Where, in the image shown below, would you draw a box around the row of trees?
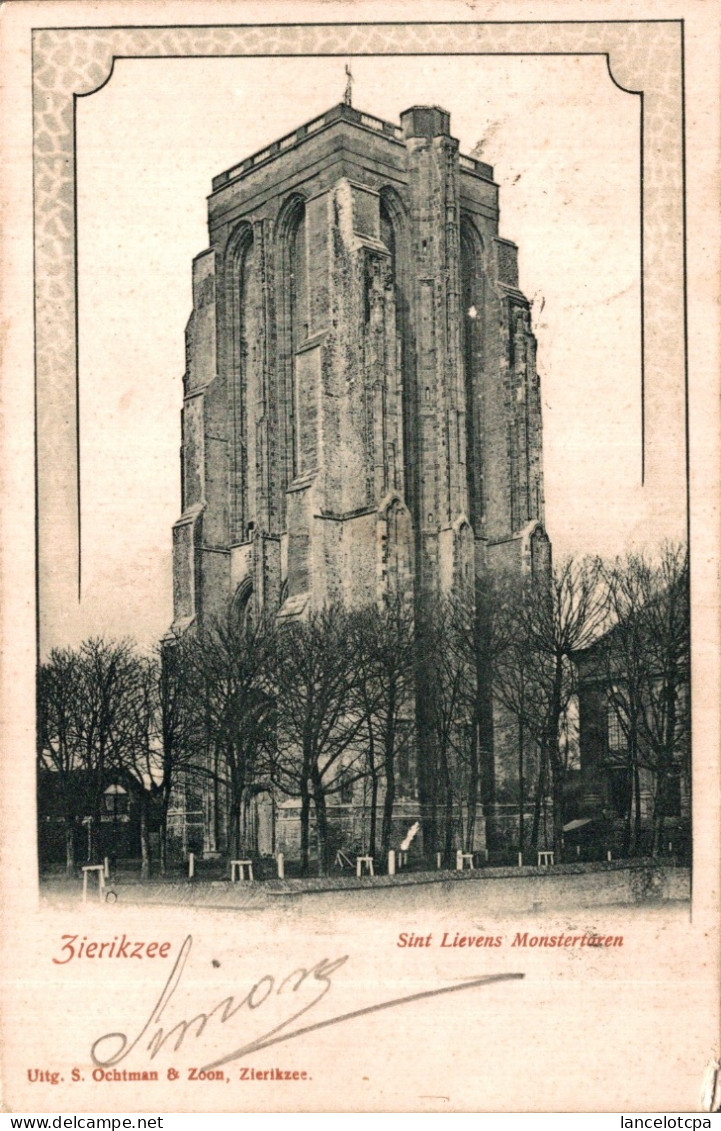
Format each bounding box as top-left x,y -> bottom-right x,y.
38,640 -> 175,879
38,544 -> 689,877
480,543 -> 689,859
37,602 -> 418,878
593,546 -> 690,855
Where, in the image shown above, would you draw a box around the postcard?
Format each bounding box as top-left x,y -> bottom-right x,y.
1,0 -> 719,1114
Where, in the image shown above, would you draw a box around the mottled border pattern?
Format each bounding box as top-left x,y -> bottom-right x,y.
32,21 -> 683,621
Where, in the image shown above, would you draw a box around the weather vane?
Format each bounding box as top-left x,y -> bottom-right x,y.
344,62 -> 353,107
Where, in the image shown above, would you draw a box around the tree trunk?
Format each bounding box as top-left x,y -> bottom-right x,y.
441,745 -> 454,862
415,617 -> 437,862
416,714 -> 437,860
227,750 -> 244,855
531,744 -> 548,851
633,763 -> 642,855
90,797 -> 103,865
368,769 -> 379,860
159,806 -> 168,875
621,785 -> 631,858
381,776 -> 395,862
551,758 -> 565,861
299,778 -> 311,875
517,715 -> 525,855
311,768 -> 330,877
546,661 -> 565,860
159,781 -> 171,875
229,791 -> 242,863
139,794 -> 151,882
652,770 -> 666,856
380,692 -> 397,859
366,721 -> 378,859
654,672 -> 679,856
64,819 -> 75,876
475,616 -> 497,850
465,720 -> 479,854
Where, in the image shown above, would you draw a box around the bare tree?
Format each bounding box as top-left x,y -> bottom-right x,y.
156,633 -> 206,872
271,604 -> 365,876
183,610 -> 277,861
602,544 -> 689,854
37,638 -> 154,868
638,544 -> 690,852
111,654 -> 163,880
350,598 -> 415,859
462,574 -> 529,854
596,556 -> 652,855
37,649 -> 85,873
415,595 -> 476,862
70,639 -> 144,863
490,579 -> 546,854
506,558 -> 608,859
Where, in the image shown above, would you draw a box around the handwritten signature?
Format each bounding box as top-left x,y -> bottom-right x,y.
91,936 -> 524,1074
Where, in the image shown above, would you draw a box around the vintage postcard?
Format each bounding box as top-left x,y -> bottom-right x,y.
1,0 -> 719,1114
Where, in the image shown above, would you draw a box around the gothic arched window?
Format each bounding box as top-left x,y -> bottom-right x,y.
276,195 -> 308,482
379,187 -> 415,520
460,216 -> 485,530
227,224 -> 255,544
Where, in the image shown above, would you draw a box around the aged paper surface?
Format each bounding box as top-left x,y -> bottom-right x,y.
1,0 -> 719,1114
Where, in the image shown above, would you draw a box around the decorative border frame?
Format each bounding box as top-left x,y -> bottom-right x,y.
32,20 -> 686,635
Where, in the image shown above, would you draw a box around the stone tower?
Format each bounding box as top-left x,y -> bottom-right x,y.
171,102 -> 551,852
172,101 -> 549,634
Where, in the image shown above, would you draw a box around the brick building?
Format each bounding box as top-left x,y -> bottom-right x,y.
170,101 -> 551,858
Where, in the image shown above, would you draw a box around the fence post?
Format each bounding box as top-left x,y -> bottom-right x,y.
277,853 -> 285,879
188,852 -> 194,879
388,850 -> 396,876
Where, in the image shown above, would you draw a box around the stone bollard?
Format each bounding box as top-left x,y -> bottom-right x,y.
455,849 -> 462,871
518,853 -> 523,867
82,865 -> 105,903
188,852 -> 195,879
436,852 -> 442,870
607,850 -> 612,862
104,857 -> 110,880
277,853 -> 285,880
388,850 -> 396,876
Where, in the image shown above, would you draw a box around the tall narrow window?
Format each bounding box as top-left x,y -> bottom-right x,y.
289,205 -> 312,474
228,225 -> 255,544
460,218 -> 484,530
290,210 -> 307,351
380,189 -> 414,522
380,203 -> 395,269
239,238 -> 258,540
276,195 -> 307,495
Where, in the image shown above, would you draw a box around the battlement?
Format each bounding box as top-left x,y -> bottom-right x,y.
211,102 -> 494,193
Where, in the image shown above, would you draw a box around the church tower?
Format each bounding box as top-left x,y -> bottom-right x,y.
172,101 -> 548,632
171,102 -> 550,851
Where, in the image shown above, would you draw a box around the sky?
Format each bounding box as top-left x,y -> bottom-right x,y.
60,52 -> 686,652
